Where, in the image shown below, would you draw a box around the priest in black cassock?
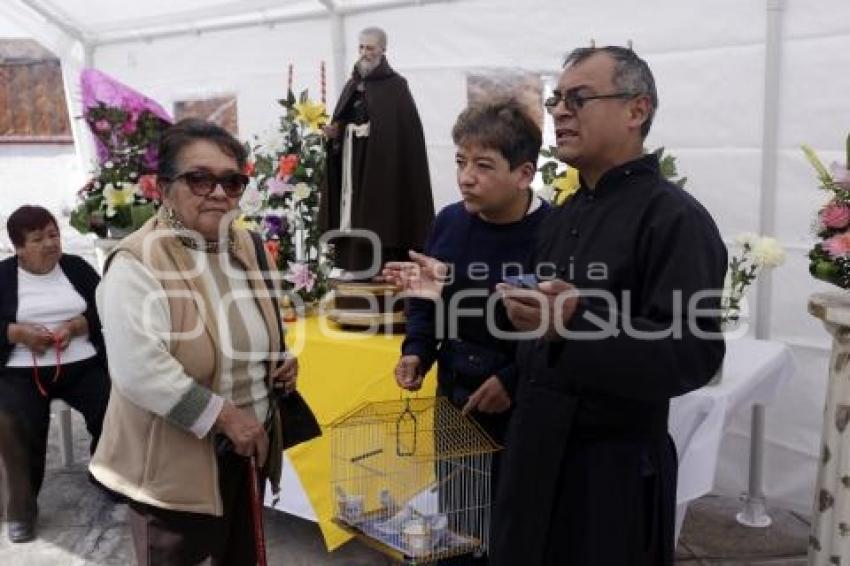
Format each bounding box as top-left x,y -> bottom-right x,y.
320,26 -> 434,275
490,47 -> 727,565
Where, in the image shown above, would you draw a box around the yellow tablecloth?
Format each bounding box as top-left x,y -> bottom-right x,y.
283,316 -> 437,550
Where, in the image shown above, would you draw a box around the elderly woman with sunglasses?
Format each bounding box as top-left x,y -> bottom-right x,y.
0,205 -> 111,543
90,119 -> 298,564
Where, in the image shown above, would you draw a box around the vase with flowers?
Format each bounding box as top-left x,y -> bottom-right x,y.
69,69 -> 172,239
803,133 -> 850,288
239,86 -> 333,316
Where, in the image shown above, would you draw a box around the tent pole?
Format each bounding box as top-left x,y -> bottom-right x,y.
736,0 -> 785,529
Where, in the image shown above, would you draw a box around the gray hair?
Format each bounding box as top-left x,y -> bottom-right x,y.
359,26 -> 387,49
563,46 -> 658,138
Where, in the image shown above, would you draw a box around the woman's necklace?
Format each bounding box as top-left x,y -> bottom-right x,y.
163,206 -> 236,253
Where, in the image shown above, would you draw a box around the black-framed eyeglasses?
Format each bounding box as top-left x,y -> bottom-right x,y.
544,89 -> 638,114
164,170 -> 250,198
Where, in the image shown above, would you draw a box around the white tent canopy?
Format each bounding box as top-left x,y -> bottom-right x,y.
3,0 -> 850,521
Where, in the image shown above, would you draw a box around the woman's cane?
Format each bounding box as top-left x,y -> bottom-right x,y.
248,455 -> 267,566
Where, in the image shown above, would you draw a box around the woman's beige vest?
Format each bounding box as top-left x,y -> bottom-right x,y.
89,214 -> 283,516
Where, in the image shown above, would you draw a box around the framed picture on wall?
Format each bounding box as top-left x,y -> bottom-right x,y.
173,95 -> 238,135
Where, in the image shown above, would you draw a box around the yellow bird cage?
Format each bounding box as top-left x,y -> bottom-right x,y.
329,396 -> 501,564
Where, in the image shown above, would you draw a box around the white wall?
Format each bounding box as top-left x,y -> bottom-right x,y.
23,0 -> 850,515
0,143 -> 94,257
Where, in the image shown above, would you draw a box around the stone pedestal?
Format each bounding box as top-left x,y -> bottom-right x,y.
807,291 -> 850,563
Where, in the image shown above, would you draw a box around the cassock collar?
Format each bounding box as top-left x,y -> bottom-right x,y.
577,153 -> 660,200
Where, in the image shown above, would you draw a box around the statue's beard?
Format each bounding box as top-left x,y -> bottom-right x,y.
358,58 -> 379,77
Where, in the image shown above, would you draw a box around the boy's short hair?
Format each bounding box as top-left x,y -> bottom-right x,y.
451,99 -> 542,169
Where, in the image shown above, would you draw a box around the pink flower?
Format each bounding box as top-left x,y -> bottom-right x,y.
94,119 -> 110,132
820,202 -> 850,229
267,177 -> 293,197
138,174 -> 161,201
823,233 -> 850,258
123,119 -> 138,135
830,162 -> 850,190
284,262 -> 316,293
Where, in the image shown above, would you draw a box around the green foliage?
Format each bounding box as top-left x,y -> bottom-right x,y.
653,147 -> 688,189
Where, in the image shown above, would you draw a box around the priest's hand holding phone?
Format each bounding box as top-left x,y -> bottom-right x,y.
496,278 -> 580,340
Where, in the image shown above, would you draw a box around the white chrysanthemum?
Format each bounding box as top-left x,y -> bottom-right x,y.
751,237 -> 785,268
734,232 -> 759,248
293,182 -> 311,201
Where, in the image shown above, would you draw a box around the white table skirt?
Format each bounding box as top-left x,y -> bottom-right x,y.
270,338 -> 795,539
669,338 -> 794,538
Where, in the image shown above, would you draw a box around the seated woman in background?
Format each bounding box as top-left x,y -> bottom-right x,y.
0,205 -> 111,543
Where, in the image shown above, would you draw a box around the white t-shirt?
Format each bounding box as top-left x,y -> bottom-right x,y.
7,264 -> 98,367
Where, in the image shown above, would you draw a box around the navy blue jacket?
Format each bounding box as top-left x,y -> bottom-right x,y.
402,198 -> 549,398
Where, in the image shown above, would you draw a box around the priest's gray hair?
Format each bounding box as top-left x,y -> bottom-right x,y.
359,26 -> 387,49
563,45 -> 658,138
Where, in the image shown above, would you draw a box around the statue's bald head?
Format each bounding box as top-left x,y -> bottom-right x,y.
359,27 -> 387,50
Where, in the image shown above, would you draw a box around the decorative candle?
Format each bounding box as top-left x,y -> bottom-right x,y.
320,61 -> 326,105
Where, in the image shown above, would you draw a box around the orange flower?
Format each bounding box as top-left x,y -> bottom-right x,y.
279,154 -> 299,177
264,240 -> 280,262
243,161 -> 255,176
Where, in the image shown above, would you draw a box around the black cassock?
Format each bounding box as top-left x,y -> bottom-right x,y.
490,155 -> 727,566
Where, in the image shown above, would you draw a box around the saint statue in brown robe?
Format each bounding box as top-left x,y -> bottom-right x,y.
320,27 -> 434,276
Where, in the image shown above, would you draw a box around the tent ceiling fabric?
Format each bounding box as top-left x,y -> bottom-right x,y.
13,0 -> 445,46
21,0 -> 324,41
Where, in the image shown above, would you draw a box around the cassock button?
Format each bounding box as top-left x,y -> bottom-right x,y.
570,228 -> 579,237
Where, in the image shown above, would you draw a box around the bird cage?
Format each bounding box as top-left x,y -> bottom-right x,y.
329,396 -> 501,564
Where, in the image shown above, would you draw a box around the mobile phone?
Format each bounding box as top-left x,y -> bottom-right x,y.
502,274 -> 539,289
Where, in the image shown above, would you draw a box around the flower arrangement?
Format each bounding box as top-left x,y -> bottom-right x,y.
535,146 -> 686,205
241,88 -> 333,306
803,133 -> 850,288
70,69 -> 172,238
722,233 -> 786,326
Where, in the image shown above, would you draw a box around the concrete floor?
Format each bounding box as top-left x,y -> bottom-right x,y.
0,411 -> 810,565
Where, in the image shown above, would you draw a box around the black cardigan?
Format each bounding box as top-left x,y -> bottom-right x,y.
0,254 -> 106,369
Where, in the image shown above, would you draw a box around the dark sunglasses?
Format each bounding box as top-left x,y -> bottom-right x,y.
544,89 -> 638,114
165,170 -> 250,198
